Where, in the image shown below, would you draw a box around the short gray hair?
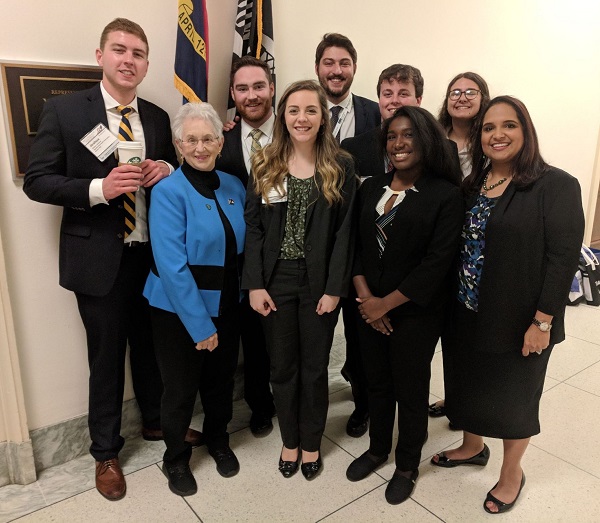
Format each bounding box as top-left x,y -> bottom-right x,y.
171,102 -> 224,141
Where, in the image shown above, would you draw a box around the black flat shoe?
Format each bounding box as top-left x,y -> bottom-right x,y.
301,455 -> 322,480
346,450 -> 388,482
162,462 -> 197,497
208,445 -> 240,478
484,472 -> 526,514
431,444 -> 490,468
346,409 -> 369,438
250,412 -> 274,437
278,453 -> 300,478
385,469 -> 419,505
428,402 -> 446,417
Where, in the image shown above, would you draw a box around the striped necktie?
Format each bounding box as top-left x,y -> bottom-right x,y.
249,128 -> 263,155
117,105 -> 136,238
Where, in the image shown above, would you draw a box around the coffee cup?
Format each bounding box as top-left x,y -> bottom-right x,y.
117,141 -> 144,166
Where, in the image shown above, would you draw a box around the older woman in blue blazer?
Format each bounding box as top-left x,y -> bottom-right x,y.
144,103 -> 245,497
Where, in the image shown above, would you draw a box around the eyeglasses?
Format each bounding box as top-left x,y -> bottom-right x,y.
179,136 -> 219,148
448,89 -> 481,101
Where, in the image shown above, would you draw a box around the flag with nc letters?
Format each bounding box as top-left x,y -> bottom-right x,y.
175,0 -> 209,103
227,0 -> 275,120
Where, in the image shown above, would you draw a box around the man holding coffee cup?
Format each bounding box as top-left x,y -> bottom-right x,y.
23,18 -> 199,501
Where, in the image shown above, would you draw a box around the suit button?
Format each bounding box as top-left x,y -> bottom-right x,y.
306,244 -> 312,252
117,204 -> 123,209
117,233 -> 123,239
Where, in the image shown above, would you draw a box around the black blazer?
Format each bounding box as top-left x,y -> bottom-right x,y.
341,127 -> 382,178
355,171 -> 464,315
342,128 -> 461,179
470,167 -> 584,352
352,94 -> 380,137
243,157 -> 357,300
23,83 -> 178,297
215,123 -> 249,187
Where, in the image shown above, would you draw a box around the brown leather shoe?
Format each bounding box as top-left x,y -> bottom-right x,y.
142,427 -> 204,447
95,458 -> 126,501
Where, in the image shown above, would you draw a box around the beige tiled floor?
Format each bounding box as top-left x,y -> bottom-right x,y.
1,304 -> 599,522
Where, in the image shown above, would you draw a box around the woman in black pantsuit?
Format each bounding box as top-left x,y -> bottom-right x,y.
431,96 -> 584,514
243,80 -> 356,480
346,106 -> 463,505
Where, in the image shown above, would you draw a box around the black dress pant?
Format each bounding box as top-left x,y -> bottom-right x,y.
75,244 -> 163,462
240,294 -> 275,417
261,260 -> 339,452
357,310 -> 442,471
151,307 -> 240,464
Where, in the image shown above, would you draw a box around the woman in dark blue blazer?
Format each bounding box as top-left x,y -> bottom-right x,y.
144,103 -> 246,496
431,97 -> 584,514
346,106 -> 463,505
243,80 -> 356,480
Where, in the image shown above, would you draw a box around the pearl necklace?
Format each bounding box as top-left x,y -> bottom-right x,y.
482,171 -> 507,195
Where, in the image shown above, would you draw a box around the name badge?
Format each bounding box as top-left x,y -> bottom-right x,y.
80,123 -> 119,162
262,179 -> 288,204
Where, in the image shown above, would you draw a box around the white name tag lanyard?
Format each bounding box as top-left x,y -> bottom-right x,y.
80,123 -> 120,162
331,106 -> 349,139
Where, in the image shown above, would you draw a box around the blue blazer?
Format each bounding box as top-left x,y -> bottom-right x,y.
144,168 -> 246,342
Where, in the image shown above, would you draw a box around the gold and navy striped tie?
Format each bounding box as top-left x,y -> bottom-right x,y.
249,128 -> 263,155
117,105 -> 136,238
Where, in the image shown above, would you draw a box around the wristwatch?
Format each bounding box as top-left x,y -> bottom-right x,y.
532,318 -> 552,332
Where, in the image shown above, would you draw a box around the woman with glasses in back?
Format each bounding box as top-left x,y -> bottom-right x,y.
144,103 -> 246,496
429,72 -> 491,424
438,72 -> 490,179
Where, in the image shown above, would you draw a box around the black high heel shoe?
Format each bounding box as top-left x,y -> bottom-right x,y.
278,450 -> 300,478
301,453 -> 322,480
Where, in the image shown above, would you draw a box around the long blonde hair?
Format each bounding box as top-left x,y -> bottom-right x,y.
251,80 -> 351,206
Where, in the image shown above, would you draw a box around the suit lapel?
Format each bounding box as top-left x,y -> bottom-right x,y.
137,99 -> 156,160
353,94 -> 365,136
87,85 -> 117,170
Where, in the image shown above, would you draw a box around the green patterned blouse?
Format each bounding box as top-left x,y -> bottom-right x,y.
279,175 -> 314,260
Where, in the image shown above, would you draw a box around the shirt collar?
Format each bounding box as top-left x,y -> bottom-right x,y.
100,82 -> 139,113
241,111 -> 275,141
327,92 -> 353,112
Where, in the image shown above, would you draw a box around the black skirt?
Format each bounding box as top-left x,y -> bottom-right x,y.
444,303 -> 552,439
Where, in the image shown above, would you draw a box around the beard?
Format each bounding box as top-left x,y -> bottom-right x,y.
319,75 -> 352,100
237,100 -> 272,124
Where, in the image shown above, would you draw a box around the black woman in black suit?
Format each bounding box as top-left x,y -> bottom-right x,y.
346,106 -> 463,505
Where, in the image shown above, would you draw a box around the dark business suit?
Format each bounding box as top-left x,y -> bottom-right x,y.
354,171 -> 463,470
352,94 -> 381,137
243,157 -> 357,451
215,124 -> 276,422
24,83 -> 178,461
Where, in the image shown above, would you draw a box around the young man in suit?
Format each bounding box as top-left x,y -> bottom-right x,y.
314,33 -> 380,142
341,64 -> 424,180
23,18 -> 201,501
337,64 -> 424,439
215,56 -> 276,436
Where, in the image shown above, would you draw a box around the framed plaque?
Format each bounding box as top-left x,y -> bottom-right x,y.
1,62 -> 103,179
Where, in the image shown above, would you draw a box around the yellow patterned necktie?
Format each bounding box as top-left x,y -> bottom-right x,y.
249,128 -> 263,155
117,105 -> 136,238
